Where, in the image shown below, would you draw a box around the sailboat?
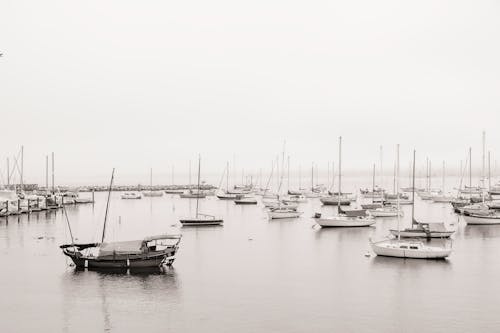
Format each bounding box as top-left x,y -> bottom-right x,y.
143,168 -> 164,197
368,164 -> 404,217
60,169 -> 181,268
370,148 -> 453,258
431,161 -> 453,203
217,162 -> 241,200
314,137 -> 375,227
180,156 -> 223,226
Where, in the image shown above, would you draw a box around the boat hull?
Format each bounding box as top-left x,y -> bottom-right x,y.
63,250 -> 176,269
389,229 -> 454,238
370,241 -> 451,259
464,215 -> 500,225
315,217 -> 375,227
179,218 -> 223,226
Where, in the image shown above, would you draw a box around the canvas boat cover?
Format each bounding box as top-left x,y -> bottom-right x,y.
98,240 -> 144,256
144,234 -> 181,242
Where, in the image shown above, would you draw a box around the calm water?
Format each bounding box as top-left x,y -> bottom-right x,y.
1,180 -> 500,332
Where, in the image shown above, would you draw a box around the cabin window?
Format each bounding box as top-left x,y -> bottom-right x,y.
400,245 -> 408,249
410,246 -> 418,250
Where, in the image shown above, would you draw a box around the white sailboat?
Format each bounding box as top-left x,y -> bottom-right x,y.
431,161 -> 453,202
143,168 -> 164,197
370,148 -> 452,259
180,156 -> 223,226
314,136 -> 375,227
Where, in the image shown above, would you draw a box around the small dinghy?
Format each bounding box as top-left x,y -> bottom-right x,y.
268,207 -> 303,219
121,192 -> 142,199
368,206 -> 404,217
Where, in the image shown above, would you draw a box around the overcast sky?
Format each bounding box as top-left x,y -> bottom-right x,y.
1,0 -> 499,185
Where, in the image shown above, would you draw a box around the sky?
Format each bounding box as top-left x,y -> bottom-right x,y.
1,0 -> 499,185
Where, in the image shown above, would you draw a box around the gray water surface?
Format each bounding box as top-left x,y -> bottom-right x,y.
1,188 -> 499,332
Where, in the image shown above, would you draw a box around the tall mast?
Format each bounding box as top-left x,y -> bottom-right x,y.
287,156 -> 290,192
429,160 -> 432,191
338,136 -> 342,209
392,161 -> 396,194
311,162 -> 314,192
51,152 -> 55,194
195,155 -> 201,218
20,145 -> 23,193
101,168 -> 115,243
469,147 -> 472,200
45,156 -> 48,192
150,167 -> 153,192
6,158 -> 9,187
425,157 -> 429,192
372,163 -> 375,204
411,149 -> 416,227
482,131 -> 486,204
380,145 -> 383,189
488,151 -> 491,191
396,145 -> 401,240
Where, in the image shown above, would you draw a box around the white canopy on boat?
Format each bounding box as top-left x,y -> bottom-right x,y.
143,234 -> 181,242
98,240 -> 144,256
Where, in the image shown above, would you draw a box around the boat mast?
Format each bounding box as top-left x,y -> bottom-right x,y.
195,155 -> 201,219
171,165 -> 174,185
469,147 -> 472,200
372,163 -> 375,204
51,152 -> 55,194
488,151 -> 491,192
150,167 -> 153,193
45,156 -> 48,193
6,158 -> 9,188
396,145 -> 401,240
101,168 -> 115,243
482,131 -> 486,203
311,162 -> 314,192
287,156 -> 290,193
338,136 -> 342,209
380,145 -> 383,189
411,149 -> 416,227
20,145 -> 23,193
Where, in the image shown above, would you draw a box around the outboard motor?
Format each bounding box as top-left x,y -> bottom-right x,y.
314,212 -> 322,218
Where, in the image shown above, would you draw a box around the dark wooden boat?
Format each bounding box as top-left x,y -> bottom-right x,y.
60,235 -> 181,269
60,169 -> 182,269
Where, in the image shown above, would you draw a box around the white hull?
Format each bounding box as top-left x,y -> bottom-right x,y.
370,240 -> 451,259
464,215 -> 500,225
268,211 -> 302,219
368,209 -> 404,217
389,229 -> 454,238
315,216 -> 375,227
